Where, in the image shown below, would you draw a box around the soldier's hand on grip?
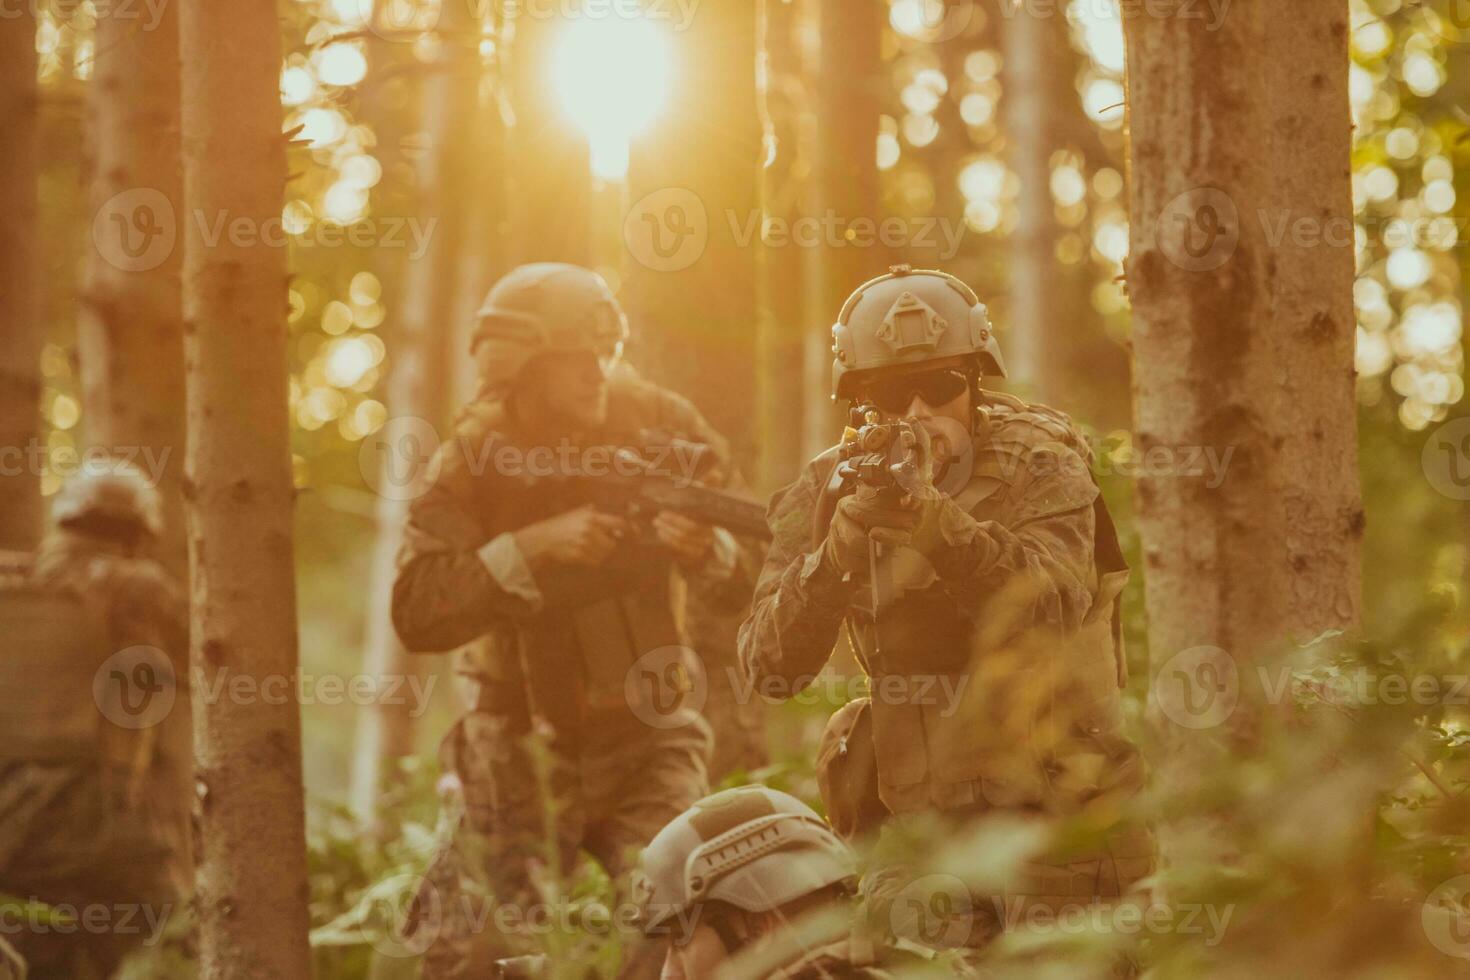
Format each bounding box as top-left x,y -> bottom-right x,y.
823,488 -> 923,574
513,505 -> 629,568
651,510 -> 715,568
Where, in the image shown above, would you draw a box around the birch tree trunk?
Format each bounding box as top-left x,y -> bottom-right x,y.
349,0 -> 480,821
179,0 -> 312,973
1125,4 -> 1362,709
78,0 -> 187,576
1002,4 -> 1061,400
0,8 -> 43,552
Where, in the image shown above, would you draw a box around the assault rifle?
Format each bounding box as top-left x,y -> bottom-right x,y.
578,435 -> 773,543
833,405 -> 932,621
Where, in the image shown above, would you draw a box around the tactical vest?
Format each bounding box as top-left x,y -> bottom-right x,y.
451,399 -> 700,748
821,395 -> 1136,818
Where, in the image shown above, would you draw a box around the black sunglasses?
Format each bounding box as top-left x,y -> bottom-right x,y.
861,368 -> 971,414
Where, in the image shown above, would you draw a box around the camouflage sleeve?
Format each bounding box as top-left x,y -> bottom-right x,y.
737,457 -> 854,692
391,436 -> 539,653
930,444 -> 1098,640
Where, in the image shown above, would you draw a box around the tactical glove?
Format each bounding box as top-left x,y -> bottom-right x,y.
822,488 -> 923,575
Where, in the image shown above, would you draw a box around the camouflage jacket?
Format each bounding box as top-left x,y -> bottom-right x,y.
739,391 -> 1141,818
392,369 -> 756,746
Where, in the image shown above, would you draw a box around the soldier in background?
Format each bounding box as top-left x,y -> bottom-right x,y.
0,464 -> 191,979
740,267 -> 1153,959
392,263 -> 758,976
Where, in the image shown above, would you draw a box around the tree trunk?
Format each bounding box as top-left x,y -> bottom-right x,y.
1125,5 -> 1362,699
348,0 -> 482,823
77,0 -> 187,576
179,0 -> 312,973
1002,5 -> 1060,400
804,0 -> 891,461
754,0 -> 808,493
0,8 -> 43,552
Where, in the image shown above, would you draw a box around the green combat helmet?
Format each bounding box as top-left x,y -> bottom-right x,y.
830,265 -> 1006,401
471,263 -> 629,396
636,785 -> 856,938
51,460 -> 163,540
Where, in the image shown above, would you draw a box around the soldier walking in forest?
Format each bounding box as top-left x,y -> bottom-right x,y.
391,263 -> 759,976
0,464 -> 191,979
739,267 -> 1155,963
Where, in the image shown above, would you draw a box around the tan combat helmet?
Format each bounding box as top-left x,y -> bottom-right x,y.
471,262 -> 629,395
637,786 -> 856,936
51,459 -> 163,539
831,265 -> 1005,401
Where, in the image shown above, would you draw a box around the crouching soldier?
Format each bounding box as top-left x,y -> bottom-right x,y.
392,263 -> 759,976
0,464 -> 191,979
636,785 -> 895,979
739,267 -> 1154,959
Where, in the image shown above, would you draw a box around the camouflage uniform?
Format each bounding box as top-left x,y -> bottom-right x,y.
393,265 -> 755,975
0,472 -> 190,980
739,268 -> 1153,957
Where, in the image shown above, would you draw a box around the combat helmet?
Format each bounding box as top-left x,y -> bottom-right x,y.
471,263 -> 629,395
637,786 -> 856,936
51,458 -> 163,539
831,265 -> 1005,401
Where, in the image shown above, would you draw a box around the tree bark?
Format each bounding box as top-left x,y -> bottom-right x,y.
1002,4 -> 1060,400
77,0 -> 188,576
349,0 -> 482,821
1125,6 -> 1361,692
0,8 -> 43,552
754,0 -> 808,492
804,0 -> 891,461
179,0 -> 312,973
